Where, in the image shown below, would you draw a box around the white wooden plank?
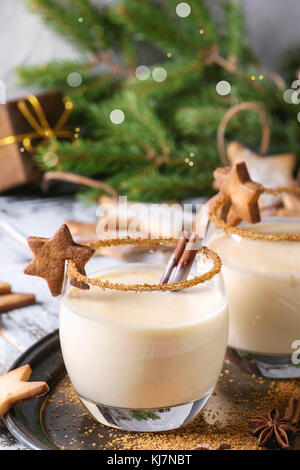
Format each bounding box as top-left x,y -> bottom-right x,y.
0,335 -> 19,374
0,196 -> 103,449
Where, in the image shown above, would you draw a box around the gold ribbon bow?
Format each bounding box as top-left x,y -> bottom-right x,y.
0,95 -> 74,152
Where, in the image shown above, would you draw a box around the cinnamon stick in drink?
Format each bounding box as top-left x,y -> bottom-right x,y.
160,231 -> 188,284
168,233 -> 200,283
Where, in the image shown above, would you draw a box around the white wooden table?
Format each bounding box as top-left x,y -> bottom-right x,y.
0,195 -> 120,450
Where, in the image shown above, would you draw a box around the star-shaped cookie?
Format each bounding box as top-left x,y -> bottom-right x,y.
214,162 -> 263,225
0,364 -> 49,419
24,224 -> 95,296
227,141 -> 296,209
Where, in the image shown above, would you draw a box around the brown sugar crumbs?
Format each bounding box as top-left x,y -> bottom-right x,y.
43,364 -> 300,450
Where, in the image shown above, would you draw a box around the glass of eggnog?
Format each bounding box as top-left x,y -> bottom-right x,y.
206,217 -> 300,378
59,241 -> 228,432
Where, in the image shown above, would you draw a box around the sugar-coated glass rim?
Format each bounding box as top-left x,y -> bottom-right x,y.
61,262 -> 227,329
66,237 -> 222,292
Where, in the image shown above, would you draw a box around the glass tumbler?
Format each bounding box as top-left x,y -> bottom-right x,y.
59,247 -> 228,432
206,217 -> 300,378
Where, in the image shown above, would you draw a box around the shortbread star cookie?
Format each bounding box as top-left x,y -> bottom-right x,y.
24,224 -> 95,296
0,364 -> 49,419
227,141 -> 296,209
214,162 -> 263,225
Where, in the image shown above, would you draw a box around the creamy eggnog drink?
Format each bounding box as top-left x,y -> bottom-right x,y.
208,218 -> 300,360
59,263 -> 228,431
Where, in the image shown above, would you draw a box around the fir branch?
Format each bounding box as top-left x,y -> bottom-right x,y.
164,0 -> 218,45
24,0 -> 135,56
118,167 -> 214,201
16,60 -> 96,90
36,138 -> 146,176
99,51 -> 135,78
88,90 -> 174,157
17,0 -> 300,202
221,0 -> 245,58
24,0 -> 103,52
117,0 -> 203,56
130,57 -> 204,99
174,105 -> 228,137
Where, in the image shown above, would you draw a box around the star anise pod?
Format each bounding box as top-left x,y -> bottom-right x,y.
248,408 -> 297,449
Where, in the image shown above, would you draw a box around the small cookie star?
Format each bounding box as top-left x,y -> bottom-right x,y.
227,141 -> 296,210
0,364 -> 49,419
24,224 -> 95,296
214,162 -> 263,225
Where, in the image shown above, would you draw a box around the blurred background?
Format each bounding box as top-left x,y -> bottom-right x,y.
0,0 -> 300,209
3,0 -> 300,100
1,0 -> 300,452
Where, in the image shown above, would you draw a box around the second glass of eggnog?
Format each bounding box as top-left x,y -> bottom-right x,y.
59,250 -> 228,432
207,217 -> 300,378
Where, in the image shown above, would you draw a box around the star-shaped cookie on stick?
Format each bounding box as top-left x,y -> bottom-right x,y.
214,162 -> 264,225
24,224 -> 95,296
0,364 -> 49,419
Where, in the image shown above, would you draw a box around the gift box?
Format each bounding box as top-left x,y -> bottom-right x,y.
0,91 -> 73,192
